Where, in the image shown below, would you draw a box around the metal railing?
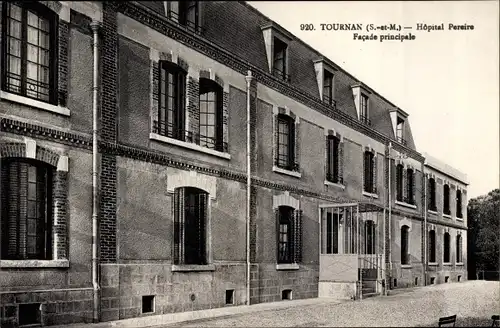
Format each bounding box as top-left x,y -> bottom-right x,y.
167,10 -> 202,34
397,136 -> 407,145
272,68 -> 291,83
360,115 -> 371,126
275,159 -> 300,173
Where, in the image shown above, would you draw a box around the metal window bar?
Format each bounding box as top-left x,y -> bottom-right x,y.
166,9 -> 202,34
272,67 -> 291,83
360,115 -> 371,126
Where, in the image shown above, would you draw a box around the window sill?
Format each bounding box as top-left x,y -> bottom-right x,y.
443,213 -> 452,219
276,263 -> 299,271
443,262 -> 452,266
395,200 -> 417,209
456,263 -> 464,266
324,180 -> 345,190
0,259 -> 69,268
171,264 -> 216,272
456,217 -> 464,221
150,133 -> 231,160
401,264 -> 412,269
362,191 -> 378,199
428,262 -> 438,267
0,91 -> 70,117
272,166 -> 302,178
428,210 -> 438,215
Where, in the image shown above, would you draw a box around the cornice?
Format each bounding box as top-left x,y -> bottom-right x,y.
118,2 -> 424,163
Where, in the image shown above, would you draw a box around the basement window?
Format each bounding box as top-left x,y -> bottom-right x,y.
19,303 -> 42,327
414,277 -> 418,286
142,295 -> 155,314
393,278 -> 397,287
225,289 -> 235,305
430,277 -> 435,284
445,276 -> 449,283
282,289 -> 292,300
457,275 -> 461,282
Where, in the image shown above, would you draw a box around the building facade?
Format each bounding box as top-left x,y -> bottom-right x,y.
0,1 -> 468,326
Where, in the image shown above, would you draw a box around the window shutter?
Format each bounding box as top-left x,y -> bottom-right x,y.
402,168 -> 408,202
372,154 -> 377,194
290,120 -> 296,169
197,192 -> 208,265
275,207 -> 280,262
427,179 -> 431,209
293,121 -> 299,170
273,115 -> 278,166
293,209 -> 303,263
173,188 -> 185,264
338,140 -> 344,184
411,171 -> 416,205
363,153 -> 368,191
325,136 -> 330,180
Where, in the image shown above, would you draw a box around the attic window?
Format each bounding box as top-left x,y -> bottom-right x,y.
165,1 -> 201,33
323,70 -> 334,105
360,94 -> 370,125
273,38 -> 289,82
396,116 -> 405,145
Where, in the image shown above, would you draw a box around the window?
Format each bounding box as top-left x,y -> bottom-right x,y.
1,2 -> 58,104
428,230 -> 436,263
273,38 -> 288,81
323,70 -> 334,105
396,164 -> 404,202
141,295 -> 155,314
173,187 -> 208,265
443,232 -> 450,263
324,211 -> 339,254
277,206 -> 293,264
198,78 -> 224,152
443,184 -> 450,215
456,234 -> 462,263
276,114 -> 296,171
456,190 -> 463,218
406,168 -> 414,205
360,94 -> 370,125
326,135 -> 340,183
156,61 -> 187,141
396,117 -> 405,144
177,1 -> 199,33
365,220 -> 376,255
428,178 -> 437,211
401,225 -> 409,265
363,151 -> 375,193
1,158 -> 52,260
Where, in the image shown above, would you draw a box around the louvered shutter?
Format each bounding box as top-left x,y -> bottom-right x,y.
197,192 -> 208,265
325,136 -> 330,181
173,188 -> 185,264
289,120 -> 296,169
427,179 -> 432,210
275,207 -> 280,263
372,154 -> 377,194
273,115 -> 278,166
293,209 -> 303,263
402,168 -> 408,203
338,140 -> 344,184
363,153 -> 369,192
411,171 -> 416,205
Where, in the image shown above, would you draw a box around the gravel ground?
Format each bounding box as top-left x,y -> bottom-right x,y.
163,280 -> 499,327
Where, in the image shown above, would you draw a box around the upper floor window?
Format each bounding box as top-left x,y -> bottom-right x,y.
363,151 -> 375,194
198,78 -> 224,152
401,225 -> 410,265
443,232 -> 450,263
396,117 -> 405,145
166,1 -> 200,33
276,114 -> 296,171
155,61 -> 187,141
406,168 -> 415,205
396,164 -> 404,202
428,230 -> 436,263
273,38 -> 288,82
360,94 -> 370,125
326,135 -> 340,184
443,184 -> 451,215
173,187 -> 208,265
428,178 -> 437,211
323,70 -> 334,106
456,234 -> 462,263
1,2 -> 58,104
1,158 -> 53,260
456,189 -> 463,218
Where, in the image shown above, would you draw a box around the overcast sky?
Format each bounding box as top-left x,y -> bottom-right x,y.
248,1 -> 499,199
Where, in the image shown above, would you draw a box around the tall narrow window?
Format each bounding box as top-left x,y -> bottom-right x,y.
428,178 -> 437,211
428,230 -> 436,263
1,2 -> 58,104
365,220 -> 376,255
401,225 -> 409,265
326,135 -> 340,183
199,78 -> 224,151
324,211 -> 340,254
406,168 -> 414,205
1,158 -> 53,260
157,61 -> 186,141
360,94 -> 370,125
396,164 -> 404,202
323,70 -> 334,105
273,38 -> 288,81
363,151 -> 375,193
276,114 -> 296,171
456,234 -> 462,263
178,1 -> 199,32
173,187 -> 208,265
443,232 -> 450,263
277,206 -> 294,264
443,184 -> 450,215
456,190 -> 463,218
396,117 -> 405,144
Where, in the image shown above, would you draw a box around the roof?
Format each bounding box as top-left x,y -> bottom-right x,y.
423,152 -> 469,185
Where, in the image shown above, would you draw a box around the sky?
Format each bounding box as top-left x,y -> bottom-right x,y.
247,1 -> 499,199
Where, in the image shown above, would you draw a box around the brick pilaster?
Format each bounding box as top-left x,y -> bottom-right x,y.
58,20 -> 69,107
186,76 -> 200,139
53,170 -> 68,259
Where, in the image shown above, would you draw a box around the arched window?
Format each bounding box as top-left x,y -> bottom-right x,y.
443,184 -> 450,215
173,187 -> 208,265
428,230 -> 436,263
406,168 -> 415,205
456,190 -> 463,218
157,61 -> 187,141
428,178 -> 437,211
199,78 -> 224,151
456,234 -> 462,263
1,158 -> 53,260
276,114 -> 296,171
396,164 -> 404,201
277,206 -> 294,264
443,232 -> 450,263
365,220 -> 376,255
401,225 -> 410,265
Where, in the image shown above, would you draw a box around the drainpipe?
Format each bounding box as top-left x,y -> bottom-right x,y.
245,71 -> 253,306
423,163 -> 428,286
387,142 -> 393,292
90,20 -> 101,323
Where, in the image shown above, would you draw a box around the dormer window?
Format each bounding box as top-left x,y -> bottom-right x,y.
396,117 -> 405,144
360,94 -> 370,125
390,108 -> 409,146
165,1 -> 201,33
314,58 -> 337,108
323,70 -> 334,105
273,38 -> 288,81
